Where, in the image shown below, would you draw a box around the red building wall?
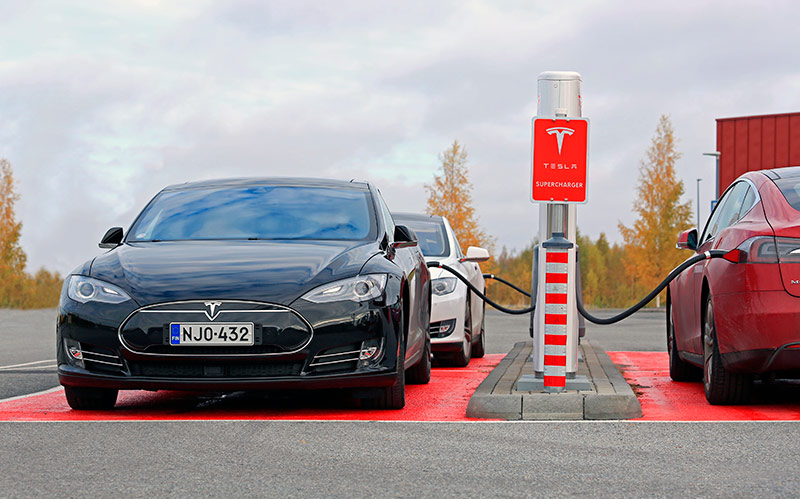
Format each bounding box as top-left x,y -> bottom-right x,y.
716,112 -> 800,198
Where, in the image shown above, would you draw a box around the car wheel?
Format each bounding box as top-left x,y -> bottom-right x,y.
447,296 -> 472,367
471,299 -> 486,358
363,320 -> 406,410
64,386 -> 118,410
667,300 -> 700,381
703,295 -> 752,405
407,333 -> 431,384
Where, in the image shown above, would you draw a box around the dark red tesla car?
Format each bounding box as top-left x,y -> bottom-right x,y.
668,167 -> 800,404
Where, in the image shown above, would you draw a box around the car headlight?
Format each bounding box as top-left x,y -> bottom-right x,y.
68,275 -> 132,304
301,274 -> 388,303
431,277 -> 457,296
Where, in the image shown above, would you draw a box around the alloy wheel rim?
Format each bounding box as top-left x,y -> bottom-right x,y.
704,302 -> 714,391
463,302 -> 471,356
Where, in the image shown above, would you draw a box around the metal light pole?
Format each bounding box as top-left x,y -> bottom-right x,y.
703,151 -> 721,200
696,178 -> 702,229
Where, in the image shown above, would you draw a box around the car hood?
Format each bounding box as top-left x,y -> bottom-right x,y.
89,240 -> 381,306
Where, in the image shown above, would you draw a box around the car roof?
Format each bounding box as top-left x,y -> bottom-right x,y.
393,212 -> 444,223
163,177 -> 371,192
763,166 -> 800,180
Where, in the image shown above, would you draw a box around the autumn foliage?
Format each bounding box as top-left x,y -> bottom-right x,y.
618,115 -> 692,307
0,159 -> 63,309
425,141 -> 492,253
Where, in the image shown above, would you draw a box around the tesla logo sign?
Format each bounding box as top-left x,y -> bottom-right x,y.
204,301 -> 222,321
531,117 -> 589,204
546,127 -> 574,154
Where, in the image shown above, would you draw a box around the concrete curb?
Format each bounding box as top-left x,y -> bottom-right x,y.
466,340 -> 642,420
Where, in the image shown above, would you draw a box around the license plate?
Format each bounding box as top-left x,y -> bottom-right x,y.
169,323 -> 255,346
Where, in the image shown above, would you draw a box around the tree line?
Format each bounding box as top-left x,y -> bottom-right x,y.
0,159 -> 64,309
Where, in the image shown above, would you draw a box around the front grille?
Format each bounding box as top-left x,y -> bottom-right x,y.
128,361 -> 301,378
430,319 -> 457,339
308,343 -> 361,374
119,300 -> 313,356
144,345 -> 285,355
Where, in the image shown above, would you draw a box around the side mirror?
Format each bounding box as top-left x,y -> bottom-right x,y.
392,225 -> 418,249
462,246 -> 490,262
99,227 -> 124,249
676,228 -> 698,251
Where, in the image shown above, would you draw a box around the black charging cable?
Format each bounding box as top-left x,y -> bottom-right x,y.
426,262 -> 535,315
429,249 -> 729,323
575,249 -> 727,324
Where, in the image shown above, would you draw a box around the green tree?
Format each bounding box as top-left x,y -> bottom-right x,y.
0,159 -> 27,308
618,115 -> 692,307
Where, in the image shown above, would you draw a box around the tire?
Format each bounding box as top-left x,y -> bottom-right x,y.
703,295 -> 752,405
363,321 -> 406,410
471,299 -> 486,359
407,333 -> 431,385
64,386 -> 118,410
445,296 -> 472,367
667,300 -> 701,381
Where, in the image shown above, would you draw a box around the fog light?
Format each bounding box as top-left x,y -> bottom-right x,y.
64,339 -> 85,369
431,319 -> 457,338
358,338 -> 384,368
360,347 -> 378,360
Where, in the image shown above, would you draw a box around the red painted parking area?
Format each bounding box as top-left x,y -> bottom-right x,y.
609,351 -> 800,421
0,355 -> 503,422
5,352 -> 799,422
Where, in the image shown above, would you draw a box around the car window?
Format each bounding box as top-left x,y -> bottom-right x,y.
738,185 -> 757,219
375,190 -> 395,241
772,177 -> 800,212
701,181 -> 749,244
394,218 -> 450,257
129,186 -> 376,241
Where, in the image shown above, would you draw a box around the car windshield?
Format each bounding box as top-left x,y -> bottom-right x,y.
396,219 -> 450,257
129,185 -> 375,241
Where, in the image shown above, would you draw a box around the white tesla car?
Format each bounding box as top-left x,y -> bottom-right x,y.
393,213 -> 490,366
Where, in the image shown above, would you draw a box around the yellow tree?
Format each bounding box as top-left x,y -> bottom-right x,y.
425,140 -> 492,253
0,159 -> 28,307
618,115 -> 692,307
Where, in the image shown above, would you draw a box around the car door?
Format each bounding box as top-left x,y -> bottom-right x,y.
375,191 -> 423,364
681,181 -> 750,353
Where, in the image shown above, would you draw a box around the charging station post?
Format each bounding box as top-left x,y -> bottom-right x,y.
525,71 -> 590,393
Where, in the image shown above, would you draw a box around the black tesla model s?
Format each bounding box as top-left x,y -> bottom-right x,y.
57,178 -> 431,410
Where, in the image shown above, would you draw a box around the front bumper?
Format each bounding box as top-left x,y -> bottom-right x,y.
430,286 -> 466,347
56,296 -> 403,391
58,365 -> 397,391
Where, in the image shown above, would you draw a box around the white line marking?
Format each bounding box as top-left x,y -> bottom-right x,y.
0,359 -> 57,370
0,364 -> 58,372
0,386 -> 63,404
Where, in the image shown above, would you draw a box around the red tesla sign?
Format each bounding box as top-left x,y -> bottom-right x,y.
531,117 -> 589,203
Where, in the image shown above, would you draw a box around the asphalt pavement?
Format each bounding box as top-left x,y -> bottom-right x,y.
2,307 -> 800,497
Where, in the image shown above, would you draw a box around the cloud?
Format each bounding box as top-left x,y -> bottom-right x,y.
2,1 -> 800,273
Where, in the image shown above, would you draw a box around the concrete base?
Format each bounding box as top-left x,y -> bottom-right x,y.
515,374 -> 593,392
466,340 -> 642,420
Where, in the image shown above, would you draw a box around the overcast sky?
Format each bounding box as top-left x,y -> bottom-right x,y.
3,0 -> 800,274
